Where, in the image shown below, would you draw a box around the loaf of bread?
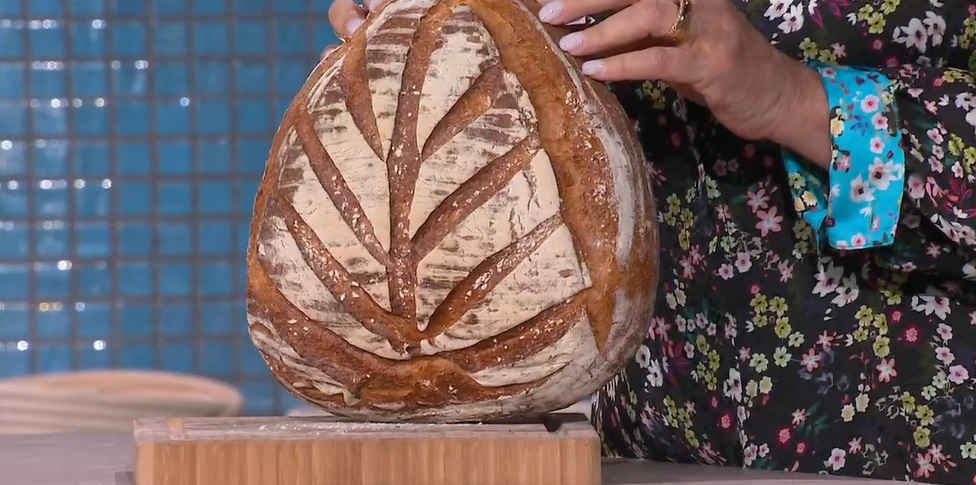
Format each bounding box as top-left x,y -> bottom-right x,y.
246,0 -> 658,422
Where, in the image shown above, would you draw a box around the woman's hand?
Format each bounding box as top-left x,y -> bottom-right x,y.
322,0 -> 374,58
539,0 -> 831,168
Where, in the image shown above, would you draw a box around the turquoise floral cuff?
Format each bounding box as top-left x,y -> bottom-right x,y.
782,63 -> 905,250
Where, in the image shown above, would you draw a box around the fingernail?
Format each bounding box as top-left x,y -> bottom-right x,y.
559,32 -> 584,52
538,1 -> 562,22
345,18 -> 364,36
581,61 -> 603,76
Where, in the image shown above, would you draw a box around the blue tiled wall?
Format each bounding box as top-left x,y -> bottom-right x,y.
0,0 -> 338,415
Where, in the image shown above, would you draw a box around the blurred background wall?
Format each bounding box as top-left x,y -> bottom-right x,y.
0,0 -> 338,416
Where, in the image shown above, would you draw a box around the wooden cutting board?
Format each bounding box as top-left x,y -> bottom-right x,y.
133,414 -> 600,485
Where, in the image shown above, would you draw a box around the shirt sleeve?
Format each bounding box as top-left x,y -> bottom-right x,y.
783,62 -> 976,278
781,63 -> 906,251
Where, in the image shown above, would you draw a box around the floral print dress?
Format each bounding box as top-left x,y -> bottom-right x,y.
592,1 -> 976,483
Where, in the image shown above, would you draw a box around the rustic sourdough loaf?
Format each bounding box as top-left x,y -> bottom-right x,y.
246,0 -> 659,422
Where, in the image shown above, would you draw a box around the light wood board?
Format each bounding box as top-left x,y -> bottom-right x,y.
1,430 -> 886,485
133,413 -> 600,485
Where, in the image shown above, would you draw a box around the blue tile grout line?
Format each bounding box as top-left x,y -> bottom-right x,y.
0,0 -> 338,416
62,0 -> 81,371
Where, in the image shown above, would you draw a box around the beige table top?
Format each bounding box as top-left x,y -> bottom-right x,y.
0,431 -> 879,485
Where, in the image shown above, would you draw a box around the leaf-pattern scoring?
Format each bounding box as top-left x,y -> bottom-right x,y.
246,0 -> 656,421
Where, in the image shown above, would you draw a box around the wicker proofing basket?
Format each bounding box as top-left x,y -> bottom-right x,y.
0,370 -> 243,434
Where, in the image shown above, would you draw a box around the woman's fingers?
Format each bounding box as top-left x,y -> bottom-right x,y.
329,0 -> 368,38
555,0 -> 678,57
538,0 -> 633,25
581,45 -> 694,84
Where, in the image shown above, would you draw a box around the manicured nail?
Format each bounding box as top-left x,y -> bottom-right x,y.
559,32 -> 584,52
345,18 -> 364,36
581,61 -> 603,76
538,1 -> 562,22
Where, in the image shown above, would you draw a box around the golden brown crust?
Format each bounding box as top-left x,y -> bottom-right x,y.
421,212 -> 564,339
419,62 -> 505,160
383,2 -> 458,326
339,37 -> 385,160
470,0 -> 628,354
293,107 -> 391,267
441,290 -> 587,372
410,134 -> 541,261
246,0 -> 656,422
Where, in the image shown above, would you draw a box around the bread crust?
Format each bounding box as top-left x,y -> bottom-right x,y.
245,0 -> 658,422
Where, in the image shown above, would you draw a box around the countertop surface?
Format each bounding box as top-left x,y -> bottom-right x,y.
0,431 -> 882,485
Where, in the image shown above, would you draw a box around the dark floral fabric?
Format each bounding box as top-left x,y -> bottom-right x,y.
591,1 -> 976,483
